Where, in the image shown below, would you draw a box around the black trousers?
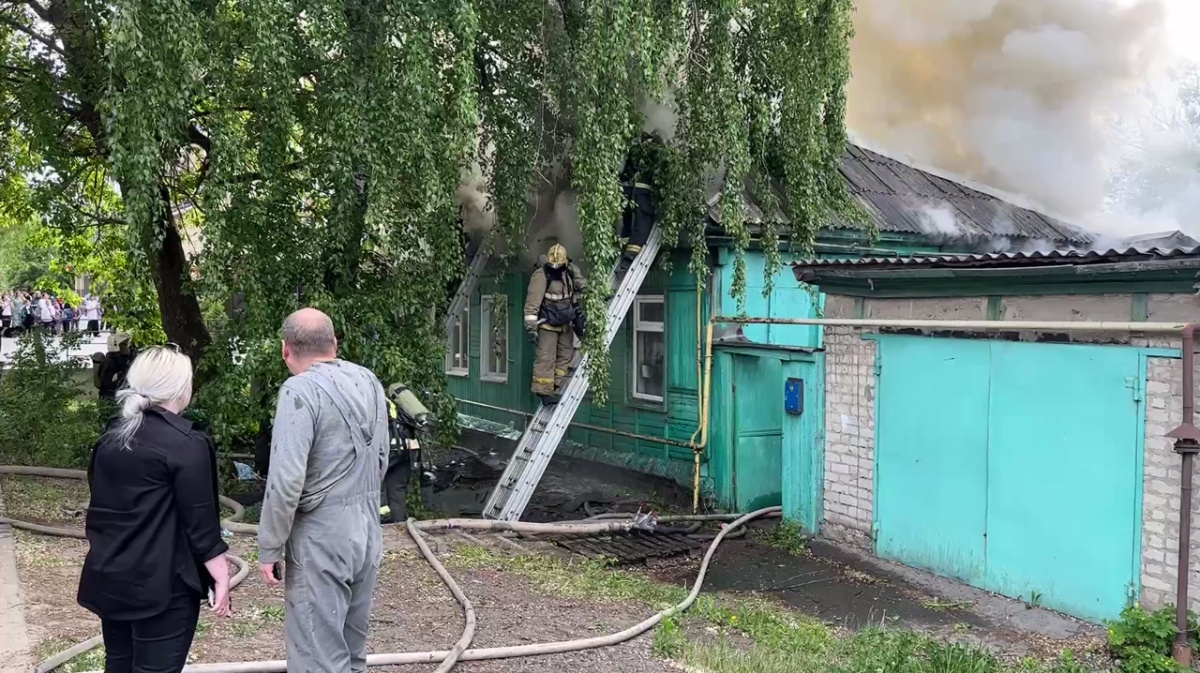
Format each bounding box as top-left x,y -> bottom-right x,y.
88,319 -> 100,335
383,449 -> 412,521
100,595 -> 200,673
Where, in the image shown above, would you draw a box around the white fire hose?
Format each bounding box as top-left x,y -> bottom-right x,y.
1,465 -> 781,673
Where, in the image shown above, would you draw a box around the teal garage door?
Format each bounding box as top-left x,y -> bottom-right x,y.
876,336 -> 1143,622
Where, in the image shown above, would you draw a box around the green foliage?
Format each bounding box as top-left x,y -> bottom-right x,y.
1106,605 -> 1196,673
2,0 -> 862,434
653,614 -> 685,658
763,519 -> 809,556
0,330 -> 102,467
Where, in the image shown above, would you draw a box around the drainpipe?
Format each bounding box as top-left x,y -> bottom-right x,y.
1170,324 -> 1200,666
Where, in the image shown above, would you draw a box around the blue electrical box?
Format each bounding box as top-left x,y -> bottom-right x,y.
784,378 -> 803,415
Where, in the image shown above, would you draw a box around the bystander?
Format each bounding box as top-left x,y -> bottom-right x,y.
258,308 -> 388,673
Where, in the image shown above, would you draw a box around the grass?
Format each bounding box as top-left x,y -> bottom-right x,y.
449,545 -> 1104,673
37,638 -> 105,673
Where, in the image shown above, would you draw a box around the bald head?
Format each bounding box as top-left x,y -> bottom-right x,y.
282,308 -> 337,358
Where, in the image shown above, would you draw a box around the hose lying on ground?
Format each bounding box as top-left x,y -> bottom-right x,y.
2,465 -> 780,673
0,466 -> 257,536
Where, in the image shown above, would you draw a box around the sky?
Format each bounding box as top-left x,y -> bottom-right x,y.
1163,0 -> 1200,64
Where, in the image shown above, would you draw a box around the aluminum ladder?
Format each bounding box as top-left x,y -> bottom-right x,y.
483,225 -> 664,521
444,242 -> 490,337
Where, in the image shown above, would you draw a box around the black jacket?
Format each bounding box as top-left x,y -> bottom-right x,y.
97,352 -> 133,401
77,407 -> 228,620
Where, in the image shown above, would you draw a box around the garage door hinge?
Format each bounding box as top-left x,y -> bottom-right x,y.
1127,376 -> 1144,402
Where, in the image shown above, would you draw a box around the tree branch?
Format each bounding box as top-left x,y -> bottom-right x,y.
65,201 -> 125,226
22,0 -> 50,23
0,14 -> 66,57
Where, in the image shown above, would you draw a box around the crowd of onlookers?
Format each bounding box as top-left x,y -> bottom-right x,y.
0,290 -> 106,338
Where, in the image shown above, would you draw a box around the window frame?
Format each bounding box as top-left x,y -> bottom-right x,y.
480,294 -> 509,383
445,303 -> 470,377
631,294 -> 666,403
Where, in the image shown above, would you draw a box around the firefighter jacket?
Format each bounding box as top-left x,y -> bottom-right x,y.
524,263 -> 587,332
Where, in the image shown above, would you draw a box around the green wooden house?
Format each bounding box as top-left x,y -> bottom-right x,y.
447,143 -> 1093,514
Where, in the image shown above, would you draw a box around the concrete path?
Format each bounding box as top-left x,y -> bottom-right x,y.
0,479 -> 33,673
0,332 -> 111,366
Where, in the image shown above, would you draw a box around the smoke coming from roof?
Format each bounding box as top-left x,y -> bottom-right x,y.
455,97 -> 680,268
847,0 -> 1168,225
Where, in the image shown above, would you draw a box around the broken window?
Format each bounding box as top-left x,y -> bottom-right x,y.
632,295 -> 664,402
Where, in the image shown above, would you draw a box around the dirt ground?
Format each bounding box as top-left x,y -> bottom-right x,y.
12,530 -> 679,673
3,469 -> 1110,673
4,475 -> 677,673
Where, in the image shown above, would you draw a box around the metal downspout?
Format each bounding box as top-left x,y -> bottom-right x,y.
1171,324 -> 1199,666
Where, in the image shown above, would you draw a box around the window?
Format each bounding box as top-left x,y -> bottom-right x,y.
481,295 -> 509,382
632,295 -> 665,402
446,304 -> 469,376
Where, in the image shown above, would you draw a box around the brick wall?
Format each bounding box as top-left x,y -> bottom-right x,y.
822,326 -> 876,548
818,292 -> 1200,611
1140,354 -> 1200,612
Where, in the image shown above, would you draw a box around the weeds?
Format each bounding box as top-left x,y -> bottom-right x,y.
763,520 -> 809,556
405,484 -> 438,521
0,330 -> 102,468
652,614 -> 684,658
1106,604 -> 1197,673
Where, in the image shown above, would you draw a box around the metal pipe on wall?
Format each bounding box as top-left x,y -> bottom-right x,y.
454,398 -> 695,449
1170,324 -> 1199,666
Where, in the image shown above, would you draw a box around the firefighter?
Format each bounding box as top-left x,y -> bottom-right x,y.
379,382 -> 430,522
615,133 -> 662,286
94,333 -> 134,402
524,243 -> 587,406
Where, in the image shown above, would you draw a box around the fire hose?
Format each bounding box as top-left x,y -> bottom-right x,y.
1,465 -> 781,673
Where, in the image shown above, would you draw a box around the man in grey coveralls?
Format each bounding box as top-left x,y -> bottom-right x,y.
258,308 -> 389,673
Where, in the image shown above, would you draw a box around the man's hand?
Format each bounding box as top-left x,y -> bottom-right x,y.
260,562 -> 282,586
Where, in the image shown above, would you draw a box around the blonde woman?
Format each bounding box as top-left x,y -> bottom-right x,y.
78,346 -> 233,673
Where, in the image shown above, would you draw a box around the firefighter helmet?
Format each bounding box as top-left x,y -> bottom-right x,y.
546,244 -> 568,269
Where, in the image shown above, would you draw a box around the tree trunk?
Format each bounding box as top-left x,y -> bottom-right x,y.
149,186 -> 211,365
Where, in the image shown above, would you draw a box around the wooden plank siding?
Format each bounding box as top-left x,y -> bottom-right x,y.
447,249 -> 707,483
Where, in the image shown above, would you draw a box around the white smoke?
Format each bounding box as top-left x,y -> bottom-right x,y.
917,203 -> 961,235
456,158 -> 494,242
641,93 -> 678,142
848,0 -> 1170,231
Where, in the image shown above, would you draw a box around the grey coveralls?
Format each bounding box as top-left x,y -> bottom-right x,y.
258,361 -> 388,673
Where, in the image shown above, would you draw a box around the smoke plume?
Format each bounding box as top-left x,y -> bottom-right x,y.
847,0 -> 1169,224
456,158 -> 495,243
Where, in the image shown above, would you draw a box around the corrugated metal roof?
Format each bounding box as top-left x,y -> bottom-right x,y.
792,246 -> 1200,272
836,145 -> 1092,243
708,143 -> 1095,244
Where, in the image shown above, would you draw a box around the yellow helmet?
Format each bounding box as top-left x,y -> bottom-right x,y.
546,244 -> 568,269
